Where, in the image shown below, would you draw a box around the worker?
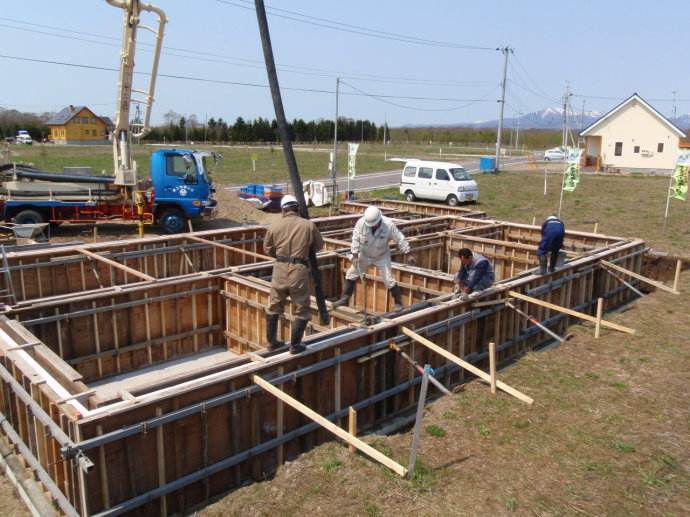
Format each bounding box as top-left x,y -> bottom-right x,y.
333,206 -> 415,312
454,248 -> 494,296
264,195 -> 324,354
538,215 -> 565,274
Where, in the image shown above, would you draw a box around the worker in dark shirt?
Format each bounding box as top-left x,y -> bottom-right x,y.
538,215 -> 565,274
454,248 -> 495,296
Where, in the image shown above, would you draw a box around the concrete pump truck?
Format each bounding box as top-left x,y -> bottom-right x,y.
0,0 -> 217,234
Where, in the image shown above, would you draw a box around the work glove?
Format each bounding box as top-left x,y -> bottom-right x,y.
406,255 -> 416,266
453,284 -> 461,295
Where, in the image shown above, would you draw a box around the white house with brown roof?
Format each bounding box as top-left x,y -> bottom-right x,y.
580,93 -> 686,172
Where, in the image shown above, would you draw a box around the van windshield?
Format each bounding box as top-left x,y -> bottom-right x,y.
449,168 -> 470,181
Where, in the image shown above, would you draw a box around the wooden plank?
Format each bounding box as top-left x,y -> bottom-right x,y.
76,248 -> 155,282
507,290 -> 636,335
673,259 -> 682,292
185,235 -> 270,261
401,327 -> 533,405
253,375 -> 407,477
601,260 -> 679,295
155,407 -> 167,517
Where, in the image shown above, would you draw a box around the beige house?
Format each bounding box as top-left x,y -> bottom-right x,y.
580,93 -> 686,172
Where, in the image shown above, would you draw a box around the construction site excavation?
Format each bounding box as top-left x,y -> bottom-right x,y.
0,197 -> 681,516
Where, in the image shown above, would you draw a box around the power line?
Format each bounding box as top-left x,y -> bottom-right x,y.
215,0 -> 497,51
0,53 -> 501,104
510,53 -> 560,103
340,80 -> 499,112
0,18 -> 496,87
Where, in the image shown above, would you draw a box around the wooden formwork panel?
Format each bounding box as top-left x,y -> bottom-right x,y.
340,199 -> 486,218
9,277 -> 226,383
2,227 -> 270,303
498,222 -> 624,252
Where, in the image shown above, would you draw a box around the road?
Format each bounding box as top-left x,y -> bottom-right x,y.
225,156 -> 530,194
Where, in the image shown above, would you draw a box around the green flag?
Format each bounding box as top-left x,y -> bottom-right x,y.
671,151 -> 690,201
562,148 -> 583,192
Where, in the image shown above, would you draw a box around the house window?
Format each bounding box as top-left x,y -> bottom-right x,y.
633,145 -> 640,154
614,142 -> 623,156
657,143 -> 664,153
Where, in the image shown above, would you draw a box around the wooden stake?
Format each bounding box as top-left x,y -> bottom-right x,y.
253,375 -> 407,476
593,222 -> 599,234
348,407 -> 357,453
531,215 -> 536,226
401,327 -> 533,404
407,365 -> 430,478
594,297 -> 603,339
600,260 -> 679,295
507,290 -> 635,335
673,259 -> 682,292
488,342 -> 496,394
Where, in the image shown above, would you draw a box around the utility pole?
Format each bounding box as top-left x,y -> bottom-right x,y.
360,120 -> 363,144
515,111 -> 521,151
562,82 -> 572,149
332,77 -> 340,204
254,0 -> 329,324
383,112 -> 387,145
495,46 -> 511,172
672,90 -> 677,120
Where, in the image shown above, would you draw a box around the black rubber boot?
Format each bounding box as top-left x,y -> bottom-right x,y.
548,250 -> 558,273
289,318 -> 309,354
266,314 -> 285,351
539,255 -> 548,275
391,284 -> 404,312
332,279 -> 355,308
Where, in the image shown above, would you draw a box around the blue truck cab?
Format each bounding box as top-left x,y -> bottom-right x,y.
150,149 -> 218,233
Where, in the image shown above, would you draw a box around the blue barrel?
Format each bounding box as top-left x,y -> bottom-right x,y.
479,156 -> 496,172
255,184 -> 265,195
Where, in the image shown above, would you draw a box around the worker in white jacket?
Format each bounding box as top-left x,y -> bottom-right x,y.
333,206 -> 415,311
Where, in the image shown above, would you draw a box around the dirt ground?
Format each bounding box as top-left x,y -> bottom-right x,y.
201,273 -> 690,516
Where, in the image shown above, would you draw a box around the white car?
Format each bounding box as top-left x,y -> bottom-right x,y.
15,130 -> 32,145
399,159 -> 478,206
543,147 -> 566,161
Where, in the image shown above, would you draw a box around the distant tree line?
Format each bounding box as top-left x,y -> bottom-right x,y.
0,109 -> 50,140
145,110 -> 388,144
390,127 -> 563,149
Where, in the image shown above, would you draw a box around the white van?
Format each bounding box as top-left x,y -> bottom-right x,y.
399,160 -> 478,206
15,130 -> 32,145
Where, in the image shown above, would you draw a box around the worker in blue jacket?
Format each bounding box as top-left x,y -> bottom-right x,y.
538,215 -> 565,274
454,248 -> 495,296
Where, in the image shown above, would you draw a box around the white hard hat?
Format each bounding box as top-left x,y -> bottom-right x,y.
363,206 -> 382,227
280,194 -> 299,209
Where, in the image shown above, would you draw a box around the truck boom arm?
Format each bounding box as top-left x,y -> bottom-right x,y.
106,0 -> 167,187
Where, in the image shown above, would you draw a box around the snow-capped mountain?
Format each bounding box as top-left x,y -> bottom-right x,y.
464,107 -> 604,130
403,107 -> 690,130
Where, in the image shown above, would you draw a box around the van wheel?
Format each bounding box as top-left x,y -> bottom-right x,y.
14,209 -> 45,225
405,190 -> 416,202
446,195 -> 459,207
159,208 -> 187,234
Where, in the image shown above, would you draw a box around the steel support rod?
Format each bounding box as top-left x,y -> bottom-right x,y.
254,0 -> 329,325
0,412 -> 79,517
0,362 -> 93,472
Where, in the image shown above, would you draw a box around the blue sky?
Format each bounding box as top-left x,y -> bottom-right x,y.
2,0 -> 689,126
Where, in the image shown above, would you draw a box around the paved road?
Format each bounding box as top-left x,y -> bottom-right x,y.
224,156 -> 530,194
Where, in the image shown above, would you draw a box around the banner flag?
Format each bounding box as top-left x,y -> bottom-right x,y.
562,148 -> 583,192
671,150 -> 689,201
347,143 -> 359,179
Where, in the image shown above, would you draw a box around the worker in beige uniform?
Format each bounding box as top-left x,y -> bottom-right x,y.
264,195 -> 324,354
333,206 -> 415,312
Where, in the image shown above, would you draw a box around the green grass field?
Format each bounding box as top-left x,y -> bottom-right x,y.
3,141 -> 516,186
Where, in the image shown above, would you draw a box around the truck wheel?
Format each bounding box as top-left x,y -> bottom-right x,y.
405,190 -> 416,202
14,209 -> 45,225
446,195 -> 459,207
159,209 -> 186,234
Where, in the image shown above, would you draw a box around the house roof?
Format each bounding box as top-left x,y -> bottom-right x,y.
46,106 -> 113,127
580,93 -> 686,138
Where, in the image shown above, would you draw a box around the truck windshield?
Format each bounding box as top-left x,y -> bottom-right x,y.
202,155 -> 216,177
449,168 -> 470,181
